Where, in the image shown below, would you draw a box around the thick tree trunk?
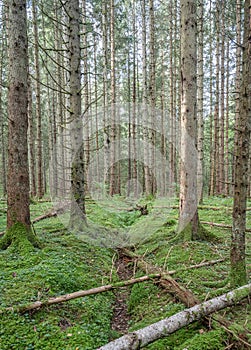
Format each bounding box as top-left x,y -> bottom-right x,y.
98,284 -> 251,350
1,0 -> 39,250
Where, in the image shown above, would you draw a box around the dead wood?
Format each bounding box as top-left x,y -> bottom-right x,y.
97,283 -> 251,350
201,221 -> 251,232
32,211 -> 57,223
122,248 -> 199,307
1,257 -> 226,313
4,274 -> 161,313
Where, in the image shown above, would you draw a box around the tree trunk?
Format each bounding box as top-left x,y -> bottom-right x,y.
109,0 -> 116,196
1,0 -> 38,250
32,0 -> 44,199
67,0 -> 87,228
98,283 -> 251,350
230,0 -> 251,287
178,0 -> 200,240
219,1 -> 225,195
197,0 -> 204,203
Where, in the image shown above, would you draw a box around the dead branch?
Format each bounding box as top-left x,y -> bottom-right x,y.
201,221 -> 251,232
4,274 -> 161,313
32,211 -> 57,223
1,258 -> 226,313
122,248 -> 199,307
97,283 -> 251,350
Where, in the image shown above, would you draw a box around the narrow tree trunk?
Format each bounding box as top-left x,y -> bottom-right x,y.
67,0 -> 86,228
178,0 -> 200,240
109,0 -> 116,196
230,0 -> 251,287
141,0 -> 151,196
233,0 -> 242,193
219,2 -> 225,194
32,0 -> 44,199
197,0 -> 204,203
0,32 -> 7,197
224,39 -> 230,196
27,75 -> 37,197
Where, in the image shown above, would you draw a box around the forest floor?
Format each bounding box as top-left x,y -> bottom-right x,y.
0,196 -> 251,349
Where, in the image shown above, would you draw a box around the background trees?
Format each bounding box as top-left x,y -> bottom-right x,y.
0,0 -> 249,249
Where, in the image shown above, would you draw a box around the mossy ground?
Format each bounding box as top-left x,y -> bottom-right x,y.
0,196 -> 250,349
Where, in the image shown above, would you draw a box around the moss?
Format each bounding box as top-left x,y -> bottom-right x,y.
173,221 -> 219,243
0,222 -> 40,253
229,261 -> 247,288
176,329 -> 227,350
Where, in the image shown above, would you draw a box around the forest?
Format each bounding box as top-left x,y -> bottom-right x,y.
0,0 -> 251,349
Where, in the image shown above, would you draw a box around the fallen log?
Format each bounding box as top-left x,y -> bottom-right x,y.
2,257 -> 226,313
97,283 -> 251,350
32,211 -> 57,223
201,221 -> 251,232
1,258 -> 226,313
122,248 -> 199,307
4,274 -> 161,313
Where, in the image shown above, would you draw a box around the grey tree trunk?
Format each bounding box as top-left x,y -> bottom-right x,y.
67,0 -> 86,228
98,283 -> 251,350
32,0 -> 44,199
178,0 -> 199,240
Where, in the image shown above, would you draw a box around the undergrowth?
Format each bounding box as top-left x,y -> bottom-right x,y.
0,196 -> 250,349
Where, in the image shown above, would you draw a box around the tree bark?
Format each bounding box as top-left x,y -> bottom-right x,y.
178,0 -> 200,240
32,0 -> 44,199
0,0 -> 39,250
197,0 -> 204,204
67,0 -> 87,228
230,0 -> 251,287
97,283 -> 251,350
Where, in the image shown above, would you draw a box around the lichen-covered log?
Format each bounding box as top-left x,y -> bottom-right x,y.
97,283 -> 251,350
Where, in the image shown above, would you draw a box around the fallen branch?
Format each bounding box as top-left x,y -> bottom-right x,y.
32,211 -> 57,223
122,248 -> 199,307
1,258 -> 226,313
4,274 -> 161,313
97,283 -> 251,350
201,221 -> 251,232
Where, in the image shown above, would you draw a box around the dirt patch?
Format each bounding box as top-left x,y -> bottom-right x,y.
111,249 -> 133,334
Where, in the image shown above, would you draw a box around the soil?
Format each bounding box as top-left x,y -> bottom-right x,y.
111,249 -> 133,334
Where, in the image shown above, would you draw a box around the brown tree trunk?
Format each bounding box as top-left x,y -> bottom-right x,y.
197,0 -> 204,203
230,0 -> 251,287
1,0 -> 38,250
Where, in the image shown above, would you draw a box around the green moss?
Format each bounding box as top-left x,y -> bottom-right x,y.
175,329 -> 227,350
0,222 -> 40,253
230,261 -> 247,288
